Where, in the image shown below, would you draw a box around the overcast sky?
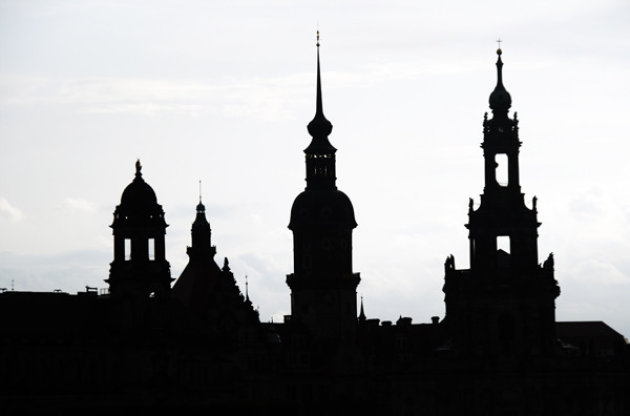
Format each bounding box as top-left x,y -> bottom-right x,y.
1,0 -> 629,338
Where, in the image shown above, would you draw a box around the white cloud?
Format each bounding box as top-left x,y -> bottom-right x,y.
0,197 -> 24,222
62,197 -> 97,214
567,258 -> 629,286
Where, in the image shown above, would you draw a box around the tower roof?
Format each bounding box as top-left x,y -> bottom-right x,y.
112,160 -> 166,227
119,160 -> 159,212
305,31 -> 336,154
488,48 -> 512,115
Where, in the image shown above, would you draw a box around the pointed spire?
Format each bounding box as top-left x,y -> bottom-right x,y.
358,296 -> 366,323
306,30 -> 334,142
315,30 -> 323,118
489,45 -> 512,116
197,180 -> 205,212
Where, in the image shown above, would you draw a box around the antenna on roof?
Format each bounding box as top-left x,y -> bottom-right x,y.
199,180 -> 202,204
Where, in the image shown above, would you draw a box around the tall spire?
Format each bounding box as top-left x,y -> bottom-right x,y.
489,46 -> 512,116
315,30 -> 323,118
306,30 -> 333,141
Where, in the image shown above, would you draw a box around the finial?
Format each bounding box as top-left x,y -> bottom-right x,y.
198,180 -> 202,204
135,159 -> 142,177
316,29 -> 320,48
496,38 -> 502,55
223,257 -> 230,271
245,275 -> 249,302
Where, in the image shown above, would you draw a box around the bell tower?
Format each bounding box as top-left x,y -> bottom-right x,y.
286,33 -> 360,341
107,160 -> 172,298
443,49 -> 560,357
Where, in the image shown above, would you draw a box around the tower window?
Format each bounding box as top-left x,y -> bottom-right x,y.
497,236 -> 510,254
124,238 -> 131,261
495,153 -> 508,186
148,238 -> 155,260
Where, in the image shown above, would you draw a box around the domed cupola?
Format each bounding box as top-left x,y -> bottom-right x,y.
112,160 -> 166,228
286,32 -> 361,341
107,160 -> 172,298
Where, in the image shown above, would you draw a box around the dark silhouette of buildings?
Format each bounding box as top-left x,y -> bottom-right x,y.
1,41 -> 628,415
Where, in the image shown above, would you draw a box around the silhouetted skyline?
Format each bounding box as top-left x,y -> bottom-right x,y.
1,36 -> 628,414
1,1 -> 629,338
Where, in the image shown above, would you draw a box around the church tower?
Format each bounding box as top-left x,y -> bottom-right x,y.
107,160 -> 172,297
172,192 -> 259,333
287,33 -> 360,341
443,49 -> 560,357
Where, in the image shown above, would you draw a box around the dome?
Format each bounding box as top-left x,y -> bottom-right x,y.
289,189 -> 357,230
120,175 -> 158,212
489,85 -> 512,113
112,160 -> 166,226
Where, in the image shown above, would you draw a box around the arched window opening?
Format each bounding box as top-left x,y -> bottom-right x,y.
497,236 -> 510,254
495,153 -> 508,186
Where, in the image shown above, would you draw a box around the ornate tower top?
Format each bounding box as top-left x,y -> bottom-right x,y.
189,181 -> 215,260
489,47 -> 512,117
305,31 -> 336,159
108,161 -> 172,297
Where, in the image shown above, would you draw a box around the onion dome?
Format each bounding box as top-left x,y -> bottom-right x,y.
489,48 -> 512,116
